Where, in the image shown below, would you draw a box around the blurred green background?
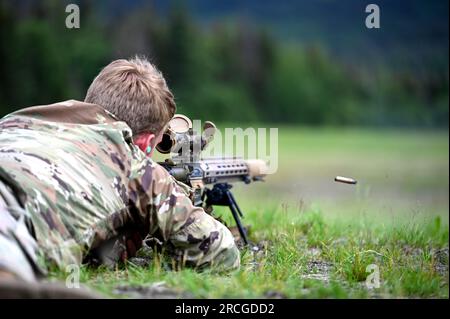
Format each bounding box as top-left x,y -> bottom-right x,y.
0,0 -> 448,127
0,0 -> 448,222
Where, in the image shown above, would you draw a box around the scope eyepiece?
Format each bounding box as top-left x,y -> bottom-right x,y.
155,114 -> 216,155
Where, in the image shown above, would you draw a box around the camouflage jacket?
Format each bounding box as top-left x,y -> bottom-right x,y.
0,100 -> 239,274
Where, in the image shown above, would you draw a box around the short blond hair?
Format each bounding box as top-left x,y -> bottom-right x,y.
85,57 -> 176,135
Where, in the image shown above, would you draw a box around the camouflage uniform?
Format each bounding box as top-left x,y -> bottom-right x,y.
0,100 -> 239,281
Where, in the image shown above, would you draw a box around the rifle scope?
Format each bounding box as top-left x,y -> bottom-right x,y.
156,114 -> 216,155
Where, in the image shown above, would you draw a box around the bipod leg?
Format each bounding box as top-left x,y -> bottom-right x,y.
224,190 -> 249,245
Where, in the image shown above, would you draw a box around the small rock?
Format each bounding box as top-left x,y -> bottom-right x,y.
251,245 -> 260,252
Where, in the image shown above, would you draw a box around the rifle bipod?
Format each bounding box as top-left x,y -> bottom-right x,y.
203,183 -> 249,245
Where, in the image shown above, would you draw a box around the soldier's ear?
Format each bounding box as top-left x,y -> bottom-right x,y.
134,133 -> 155,154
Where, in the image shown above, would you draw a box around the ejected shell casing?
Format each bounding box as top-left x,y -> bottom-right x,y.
335,176 -> 357,185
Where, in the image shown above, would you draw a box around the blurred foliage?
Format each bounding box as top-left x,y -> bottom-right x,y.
0,0 -> 448,127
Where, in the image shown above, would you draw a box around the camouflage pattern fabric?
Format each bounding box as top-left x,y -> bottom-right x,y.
0,100 -> 239,280
0,180 -> 41,281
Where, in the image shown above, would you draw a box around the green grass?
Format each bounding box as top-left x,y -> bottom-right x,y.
49,127 -> 449,298
49,208 -> 448,298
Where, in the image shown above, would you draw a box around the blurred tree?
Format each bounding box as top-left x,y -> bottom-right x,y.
160,3 -> 200,89
0,0 -> 447,128
0,2 -> 15,111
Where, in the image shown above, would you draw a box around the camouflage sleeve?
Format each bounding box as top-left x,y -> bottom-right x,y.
129,160 -> 240,271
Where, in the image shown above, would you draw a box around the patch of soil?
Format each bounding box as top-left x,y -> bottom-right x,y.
302,260 -> 334,282
402,245 -> 424,257
245,240 -> 271,271
113,282 -> 194,299
433,247 -> 449,277
263,290 -> 287,299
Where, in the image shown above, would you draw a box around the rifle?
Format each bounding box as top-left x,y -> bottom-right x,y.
156,114 -> 267,245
